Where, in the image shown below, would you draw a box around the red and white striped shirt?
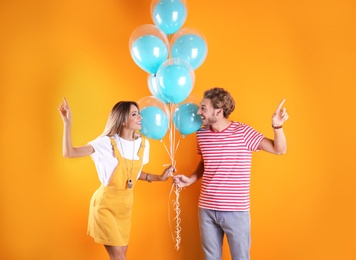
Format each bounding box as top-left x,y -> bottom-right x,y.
197,122 -> 264,211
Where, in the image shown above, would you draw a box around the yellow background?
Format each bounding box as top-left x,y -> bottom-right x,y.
1,0 -> 355,259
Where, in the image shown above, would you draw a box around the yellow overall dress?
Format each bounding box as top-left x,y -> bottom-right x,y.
87,137 -> 145,246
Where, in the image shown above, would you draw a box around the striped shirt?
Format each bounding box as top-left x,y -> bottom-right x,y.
197,122 -> 264,211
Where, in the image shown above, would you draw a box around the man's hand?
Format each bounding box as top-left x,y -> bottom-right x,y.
272,99 -> 289,127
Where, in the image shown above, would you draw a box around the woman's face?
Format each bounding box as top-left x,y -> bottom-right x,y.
125,105 -> 142,130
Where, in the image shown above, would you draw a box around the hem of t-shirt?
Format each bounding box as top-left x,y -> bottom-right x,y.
198,205 -> 250,212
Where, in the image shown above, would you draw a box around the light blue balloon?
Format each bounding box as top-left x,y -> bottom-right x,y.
152,0 -> 187,35
139,106 -> 169,140
171,34 -> 208,70
173,103 -> 202,135
131,35 -> 168,74
156,60 -> 194,104
147,74 -> 170,104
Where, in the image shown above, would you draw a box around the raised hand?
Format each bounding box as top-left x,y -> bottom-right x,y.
58,97 -> 72,124
272,99 -> 289,127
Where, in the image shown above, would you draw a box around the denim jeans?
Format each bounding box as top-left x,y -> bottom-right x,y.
199,208 -> 251,260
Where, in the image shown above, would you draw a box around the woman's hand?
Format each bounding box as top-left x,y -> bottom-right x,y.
58,97 -> 72,125
160,165 -> 175,181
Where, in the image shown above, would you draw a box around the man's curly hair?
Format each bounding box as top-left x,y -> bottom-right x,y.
203,87 -> 235,118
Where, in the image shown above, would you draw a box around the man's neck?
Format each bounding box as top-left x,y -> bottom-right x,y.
210,118 -> 231,132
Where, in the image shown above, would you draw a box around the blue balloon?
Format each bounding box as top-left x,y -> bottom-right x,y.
171,34 -> 208,70
147,74 -> 170,103
131,35 -> 168,74
140,106 -> 169,140
152,0 -> 187,35
173,103 -> 202,135
156,59 -> 194,104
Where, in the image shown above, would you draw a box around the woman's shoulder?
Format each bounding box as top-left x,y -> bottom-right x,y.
134,132 -> 148,140
89,134 -> 114,146
133,133 -> 149,146
131,134 -> 149,153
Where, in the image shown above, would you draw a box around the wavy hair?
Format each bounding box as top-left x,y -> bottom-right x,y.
203,87 -> 235,118
101,101 -> 139,137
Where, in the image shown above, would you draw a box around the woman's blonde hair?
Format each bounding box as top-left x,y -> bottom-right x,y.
101,101 -> 139,137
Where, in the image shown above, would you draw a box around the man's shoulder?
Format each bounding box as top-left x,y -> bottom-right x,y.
230,121 -> 252,130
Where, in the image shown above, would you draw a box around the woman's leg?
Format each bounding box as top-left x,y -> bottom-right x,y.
104,245 -> 128,260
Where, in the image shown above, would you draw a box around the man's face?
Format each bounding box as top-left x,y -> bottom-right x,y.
197,98 -> 218,126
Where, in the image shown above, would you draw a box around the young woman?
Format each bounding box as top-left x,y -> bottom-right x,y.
58,98 -> 174,260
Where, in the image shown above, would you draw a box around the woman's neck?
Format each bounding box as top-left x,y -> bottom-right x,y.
119,130 -> 135,141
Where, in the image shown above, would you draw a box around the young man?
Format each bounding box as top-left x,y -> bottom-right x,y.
173,87 -> 289,260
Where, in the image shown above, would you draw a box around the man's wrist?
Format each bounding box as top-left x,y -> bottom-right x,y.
272,124 -> 283,129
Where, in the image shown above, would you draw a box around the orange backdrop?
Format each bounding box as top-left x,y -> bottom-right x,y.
1,0 -> 355,259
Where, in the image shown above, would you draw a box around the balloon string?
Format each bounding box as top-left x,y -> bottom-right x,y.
161,141 -> 171,161
166,103 -> 181,249
175,137 -> 181,155
169,103 -> 176,166
161,135 -> 176,169
168,184 -> 174,241
173,186 -> 182,251
168,184 -> 182,250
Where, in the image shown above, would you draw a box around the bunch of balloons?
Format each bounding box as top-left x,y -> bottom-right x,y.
129,0 -> 208,143
129,1 -> 208,251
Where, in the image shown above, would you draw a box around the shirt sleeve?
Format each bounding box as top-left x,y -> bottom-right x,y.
88,136 -> 118,185
242,124 -> 264,151
88,136 -> 113,161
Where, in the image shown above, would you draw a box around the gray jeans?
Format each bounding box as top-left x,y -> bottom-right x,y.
199,208 -> 251,260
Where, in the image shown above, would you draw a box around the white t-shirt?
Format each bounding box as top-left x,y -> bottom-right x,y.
88,134 -> 150,186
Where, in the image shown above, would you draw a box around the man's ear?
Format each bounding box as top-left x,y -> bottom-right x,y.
216,108 -> 223,116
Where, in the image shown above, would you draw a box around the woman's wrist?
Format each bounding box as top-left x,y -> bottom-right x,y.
145,173 -> 152,183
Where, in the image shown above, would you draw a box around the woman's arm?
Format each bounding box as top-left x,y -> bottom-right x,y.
58,98 -> 94,158
139,165 -> 175,182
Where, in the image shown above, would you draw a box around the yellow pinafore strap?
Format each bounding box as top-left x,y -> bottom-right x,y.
108,136 -> 146,189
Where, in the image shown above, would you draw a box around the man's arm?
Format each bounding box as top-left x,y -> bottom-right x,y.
258,99 -> 289,155
173,157 -> 204,187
